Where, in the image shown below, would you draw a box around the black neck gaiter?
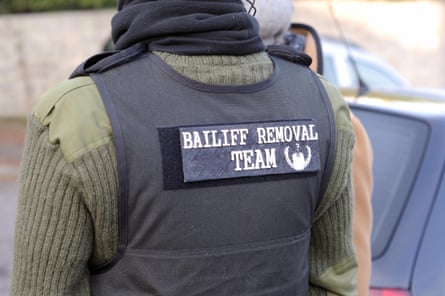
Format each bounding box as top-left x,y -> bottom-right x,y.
111,0 -> 265,55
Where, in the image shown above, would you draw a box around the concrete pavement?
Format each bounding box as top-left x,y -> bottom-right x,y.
0,118 -> 26,295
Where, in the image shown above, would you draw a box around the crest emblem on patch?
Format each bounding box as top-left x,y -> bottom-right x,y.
284,144 -> 312,171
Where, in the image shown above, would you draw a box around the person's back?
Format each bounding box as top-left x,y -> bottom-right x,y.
10,0 -> 358,295
83,46 -> 338,295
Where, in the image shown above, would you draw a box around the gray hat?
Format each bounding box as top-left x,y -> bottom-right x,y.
249,0 -> 295,45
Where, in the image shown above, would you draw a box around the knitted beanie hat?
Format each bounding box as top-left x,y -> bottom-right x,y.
250,0 -> 295,45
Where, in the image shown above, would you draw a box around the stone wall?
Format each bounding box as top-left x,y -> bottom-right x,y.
1,1 -> 444,118
0,10 -> 113,118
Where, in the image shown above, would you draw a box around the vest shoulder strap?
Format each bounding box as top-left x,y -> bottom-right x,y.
266,45 -> 312,68
70,43 -> 148,78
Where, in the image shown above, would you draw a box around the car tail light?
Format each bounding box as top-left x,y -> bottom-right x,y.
369,288 -> 411,296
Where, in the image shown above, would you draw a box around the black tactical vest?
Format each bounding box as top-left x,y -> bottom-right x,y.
76,46 -> 336,295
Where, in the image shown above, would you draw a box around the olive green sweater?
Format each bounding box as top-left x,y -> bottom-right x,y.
10,51 -> 357,295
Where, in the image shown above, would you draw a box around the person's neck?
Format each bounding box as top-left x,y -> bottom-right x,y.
154,51 -> 274,85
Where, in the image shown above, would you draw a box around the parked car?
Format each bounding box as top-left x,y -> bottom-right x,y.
290,26 -> 445,295
350,99 -> 445,296
320,36 -> 445,102
321,36 -> 410,91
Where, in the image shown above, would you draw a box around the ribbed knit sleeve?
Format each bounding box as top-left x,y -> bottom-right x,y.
71,140 -> 119,268
309,130 -> 357,295
10,115 -> 118,295
308,77 -> 357,295
11,116 -> 91,295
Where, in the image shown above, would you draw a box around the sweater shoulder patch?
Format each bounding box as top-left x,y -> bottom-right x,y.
33,76 -> 113,162
33,77 -> 94,122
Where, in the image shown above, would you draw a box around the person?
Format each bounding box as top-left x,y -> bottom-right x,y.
350,112 -> 374,296
10,0 -> 358,295
252,0 -> 374,294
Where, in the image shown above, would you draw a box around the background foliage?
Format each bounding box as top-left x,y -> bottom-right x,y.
0,0 -> 116,13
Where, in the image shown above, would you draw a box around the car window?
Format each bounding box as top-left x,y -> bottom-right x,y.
322,56 -> 339,86
351,107 -> 429,258
350,58 -> 406,89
